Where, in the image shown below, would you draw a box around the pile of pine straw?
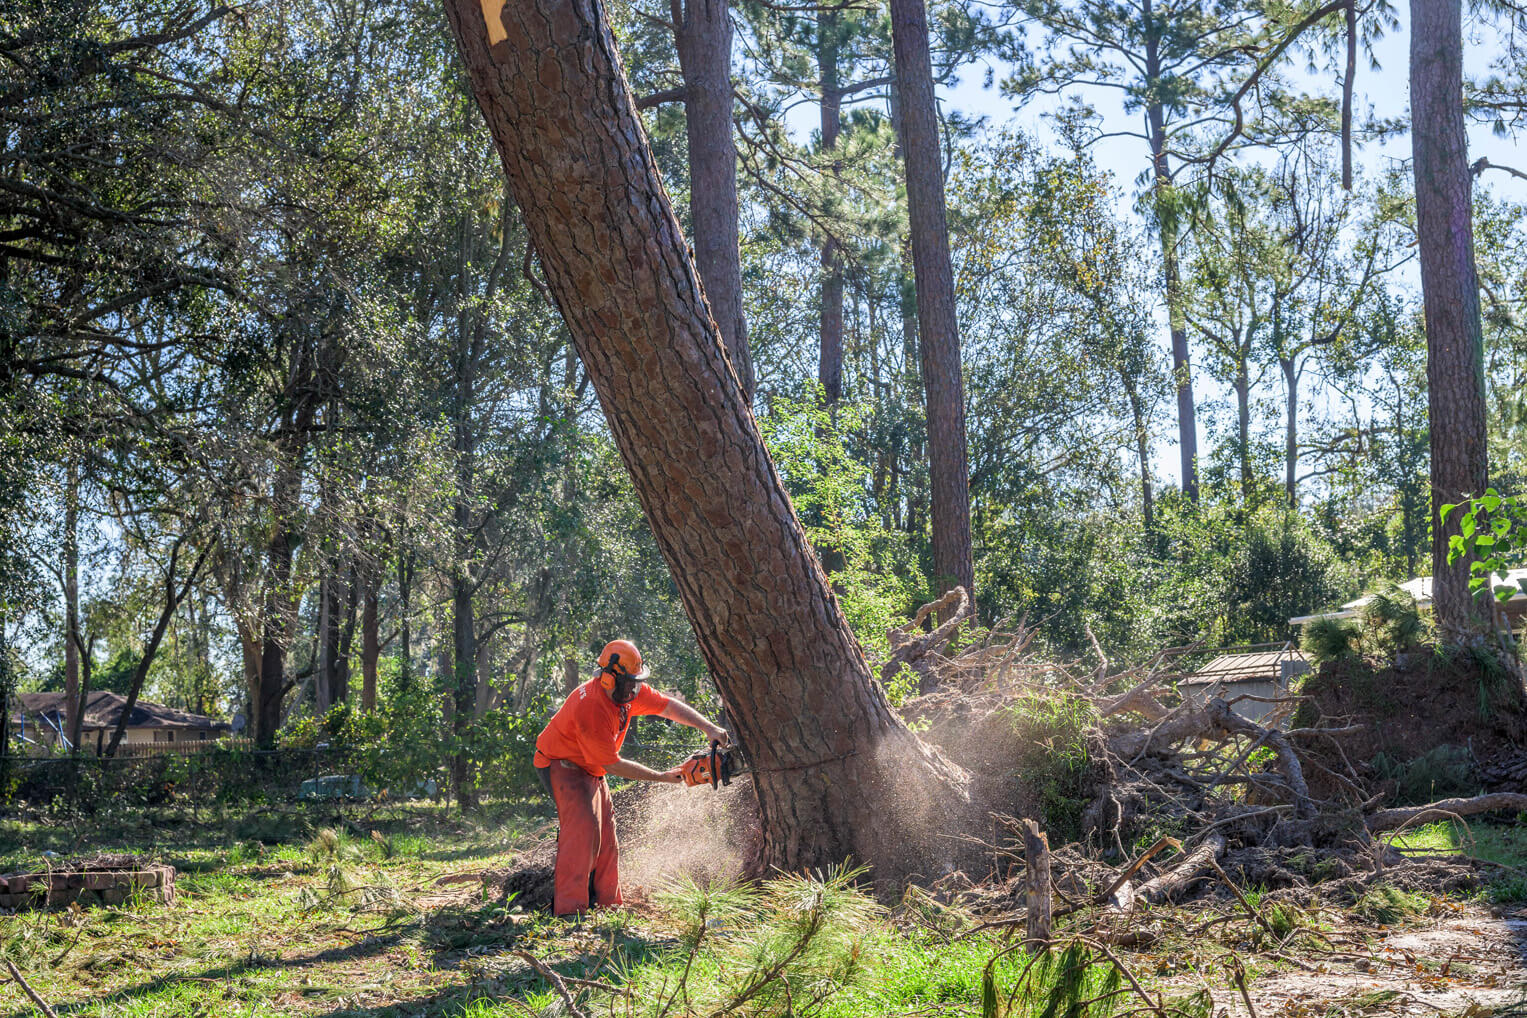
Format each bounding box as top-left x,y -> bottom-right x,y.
887,587 -> 1527,924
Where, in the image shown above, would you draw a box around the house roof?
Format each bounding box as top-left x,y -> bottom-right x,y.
1290,568 -> 1527,625
1179,648 -> 1309,687
14,691 -> 230,732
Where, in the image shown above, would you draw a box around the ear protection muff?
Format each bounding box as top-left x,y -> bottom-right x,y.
598,654 -> 622,694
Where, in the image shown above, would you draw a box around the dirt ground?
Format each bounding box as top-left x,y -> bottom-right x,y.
1232,905 -> 1527,1016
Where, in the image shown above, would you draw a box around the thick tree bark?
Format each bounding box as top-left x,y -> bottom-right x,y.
1411,0 -> 1489,639
444,0 -> 972,879
674,0 -> 753,399
817,12 -> 844,405
888,0 -> 975,605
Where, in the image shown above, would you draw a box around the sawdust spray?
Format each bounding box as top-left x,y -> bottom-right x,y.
619,780 -> 749,889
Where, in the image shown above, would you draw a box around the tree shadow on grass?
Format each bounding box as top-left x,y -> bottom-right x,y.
317,912 -> 672,1018
0,929 -> 410,1018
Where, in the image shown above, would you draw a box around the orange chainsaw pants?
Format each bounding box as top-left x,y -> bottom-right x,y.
549,761 -> 622,915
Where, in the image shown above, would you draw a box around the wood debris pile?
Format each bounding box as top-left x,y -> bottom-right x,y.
891,588 -> 1527,916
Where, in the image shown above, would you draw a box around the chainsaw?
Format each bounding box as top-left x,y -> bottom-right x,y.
678,739 -> 746,789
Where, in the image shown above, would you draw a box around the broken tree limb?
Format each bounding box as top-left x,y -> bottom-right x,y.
1136,834 -> 1227,904
514,950 -> 592,1018
1366,793 -> 1527,833
1107,698 -> 1315,819
1095,836 -> 1179,909
4,960 -> 59,1018
881,586 -> 971,693
1021,819 -> 1052,946
1097,673 -> 1172,723
1205,699 -> 1315,820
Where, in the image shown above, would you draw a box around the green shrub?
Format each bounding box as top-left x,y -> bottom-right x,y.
1302,616 -> 1362,665
1371,745 -> 1477,804
1007,694 -> 1096,841
1361,582 -> 1428,655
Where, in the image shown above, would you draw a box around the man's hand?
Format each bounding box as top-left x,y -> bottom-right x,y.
659,767 -> 686,784
708,727 -> 731,749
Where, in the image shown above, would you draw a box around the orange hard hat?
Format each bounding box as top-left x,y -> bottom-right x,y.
597,639 -> 649,693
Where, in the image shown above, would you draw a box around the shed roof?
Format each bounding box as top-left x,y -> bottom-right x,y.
1178,648 -> 1308,687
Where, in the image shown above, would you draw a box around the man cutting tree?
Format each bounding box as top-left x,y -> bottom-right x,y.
534,639 -> 730,915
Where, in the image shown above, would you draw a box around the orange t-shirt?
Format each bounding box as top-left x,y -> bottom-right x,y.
533,679 -> 670,777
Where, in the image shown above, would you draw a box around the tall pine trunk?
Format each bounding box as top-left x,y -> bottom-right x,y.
817,12 -> 844,405
361,566 -> 379,711
63,460 -> 80,751
1282,355 -> 1299,506
1411,0 -> 1489,638
1143,9 -> 1198,502
675,0 -> 753,398
887,0 -> 975,605
443,0 -> 972,879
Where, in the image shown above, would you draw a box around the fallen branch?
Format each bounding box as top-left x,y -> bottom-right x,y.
4,960 -> 60,1018
1136,834 -> 1227,904
881,586 -> 973,694
1098,673 -> 1172,723
514,950 -> 592,1018
1366,793 -> 1527,832
1095,836 -> 1180,909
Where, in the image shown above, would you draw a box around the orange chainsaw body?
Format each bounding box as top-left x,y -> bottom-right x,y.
679,742 -> 740,788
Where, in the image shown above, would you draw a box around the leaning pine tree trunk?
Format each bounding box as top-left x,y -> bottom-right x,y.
1411,0 -> 1489,640
443,0 -> 972,881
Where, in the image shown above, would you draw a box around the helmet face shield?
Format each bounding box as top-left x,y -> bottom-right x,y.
609,672 -> 642,704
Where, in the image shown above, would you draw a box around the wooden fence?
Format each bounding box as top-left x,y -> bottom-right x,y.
100,737 -> 255,759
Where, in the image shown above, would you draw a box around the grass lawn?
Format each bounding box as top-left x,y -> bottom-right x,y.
4,804 -> 1522,1017
1386,818 -> 1527,901
0,801 -> 1191,1018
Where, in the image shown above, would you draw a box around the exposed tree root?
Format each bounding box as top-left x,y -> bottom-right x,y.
1365,792 -> 1527,832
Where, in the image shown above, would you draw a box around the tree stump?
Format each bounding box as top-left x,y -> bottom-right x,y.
1022,818 -> 1052,946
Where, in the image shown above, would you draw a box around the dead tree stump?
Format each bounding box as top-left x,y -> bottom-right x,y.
1022,818 -> 1052,946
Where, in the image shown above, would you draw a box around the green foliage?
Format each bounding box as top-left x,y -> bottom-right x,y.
1302,583 -> 1427,666
1007,694 -> 1097,841
642,866 -> 882,1017
1370,745 -> 1477,804
1301,616 -> 1362,665
1361,583 -> 1428,653
1353,885 -> 1431,925
883,663 -> 921,709
760,392 -> 922,643
1444,489 -> 1527,600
